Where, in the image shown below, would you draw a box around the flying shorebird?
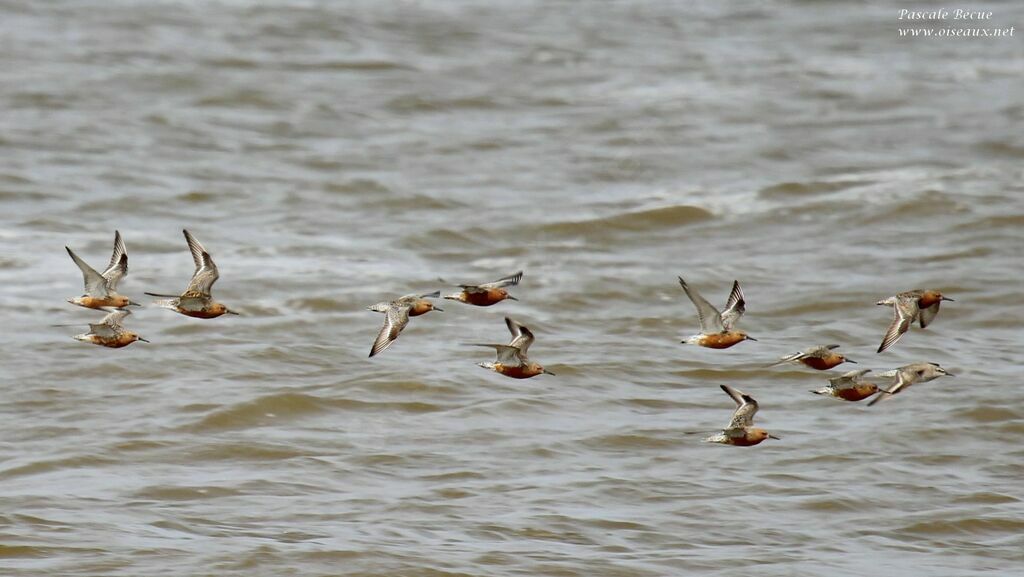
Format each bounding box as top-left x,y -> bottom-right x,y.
57,308 -> 148,348
703,385 -> 779,446
66,230 -> 139,310
867,362 -> 953,406
769,344 -> 854,371
472,316 -> 554,379
367,291 -> 442,357
876,289 -> 954,353
146,229 -> 238,318
811,369 -> 880,402
678,277 -> 755,349
443,270 -> 522,306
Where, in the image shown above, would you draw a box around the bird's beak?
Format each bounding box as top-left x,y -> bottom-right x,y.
745,335 -> 758,341
128,301 -> 142,307
875,300 -> 887,306
543,369 -> 556,376
137,337 -> 150,343
845,358 -> 857,364
942,296 -> 955,302
506,295 -> 519,301
432,306 -> 443,312
768,434 -> 781,440
944,372 -> 955,377
226,309 -> 240,315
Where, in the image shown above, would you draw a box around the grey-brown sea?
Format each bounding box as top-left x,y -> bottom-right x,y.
2,1 -> 1023,576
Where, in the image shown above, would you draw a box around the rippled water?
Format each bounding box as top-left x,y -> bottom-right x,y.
2,1 -> 1024,575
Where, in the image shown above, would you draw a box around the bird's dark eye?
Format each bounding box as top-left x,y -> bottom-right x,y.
917,370 -> 925,376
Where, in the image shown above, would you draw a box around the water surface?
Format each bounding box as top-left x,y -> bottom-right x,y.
1,1 -> 1023,575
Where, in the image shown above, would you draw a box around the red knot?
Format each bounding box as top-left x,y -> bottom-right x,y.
367,291 -> 442,357
678,277 -> 754,349
876,289 -> 953,353
443,270 -> 522,307
65,230 -> 139,310
472,316 -> 553,379
703,385 -> 779,447
146,229 -> 238,319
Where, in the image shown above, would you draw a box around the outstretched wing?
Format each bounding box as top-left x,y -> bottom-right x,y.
504,316 -> 535,355
679,277 -> 723,333
877,299 -> 917,353
721,384 -> 758,428
720,280 -> 745,330
867,371 -> 911,407
768,350 -> 806,367
87,322 -> 117,338
478,270 -> 523,290
828,368 -> 872,388
395,291 -> 441,306
101,230 -> 128,290
89,308 -> 131,337
66,246 -> 109,297
182,229 -> 220,297
472,343 -> 524,366
810,344 -> 841,357
103,308 -> 131,328
369,305 -> 411,357
918,301 -> 941,329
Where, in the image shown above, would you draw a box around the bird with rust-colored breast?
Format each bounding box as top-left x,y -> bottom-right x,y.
770,344 -> 854,371
703,385 -> 779,447
66,230 -> 139,310
473,316 -> 554,379
57,308 -> 149,348
867,362 -> 953,406
444,270 -> 522,307
876,289 -> 954,353
367,291 -> 442,357
146,229 -> 238,319
811,369 -> 880,402
678,277 -> 755,349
